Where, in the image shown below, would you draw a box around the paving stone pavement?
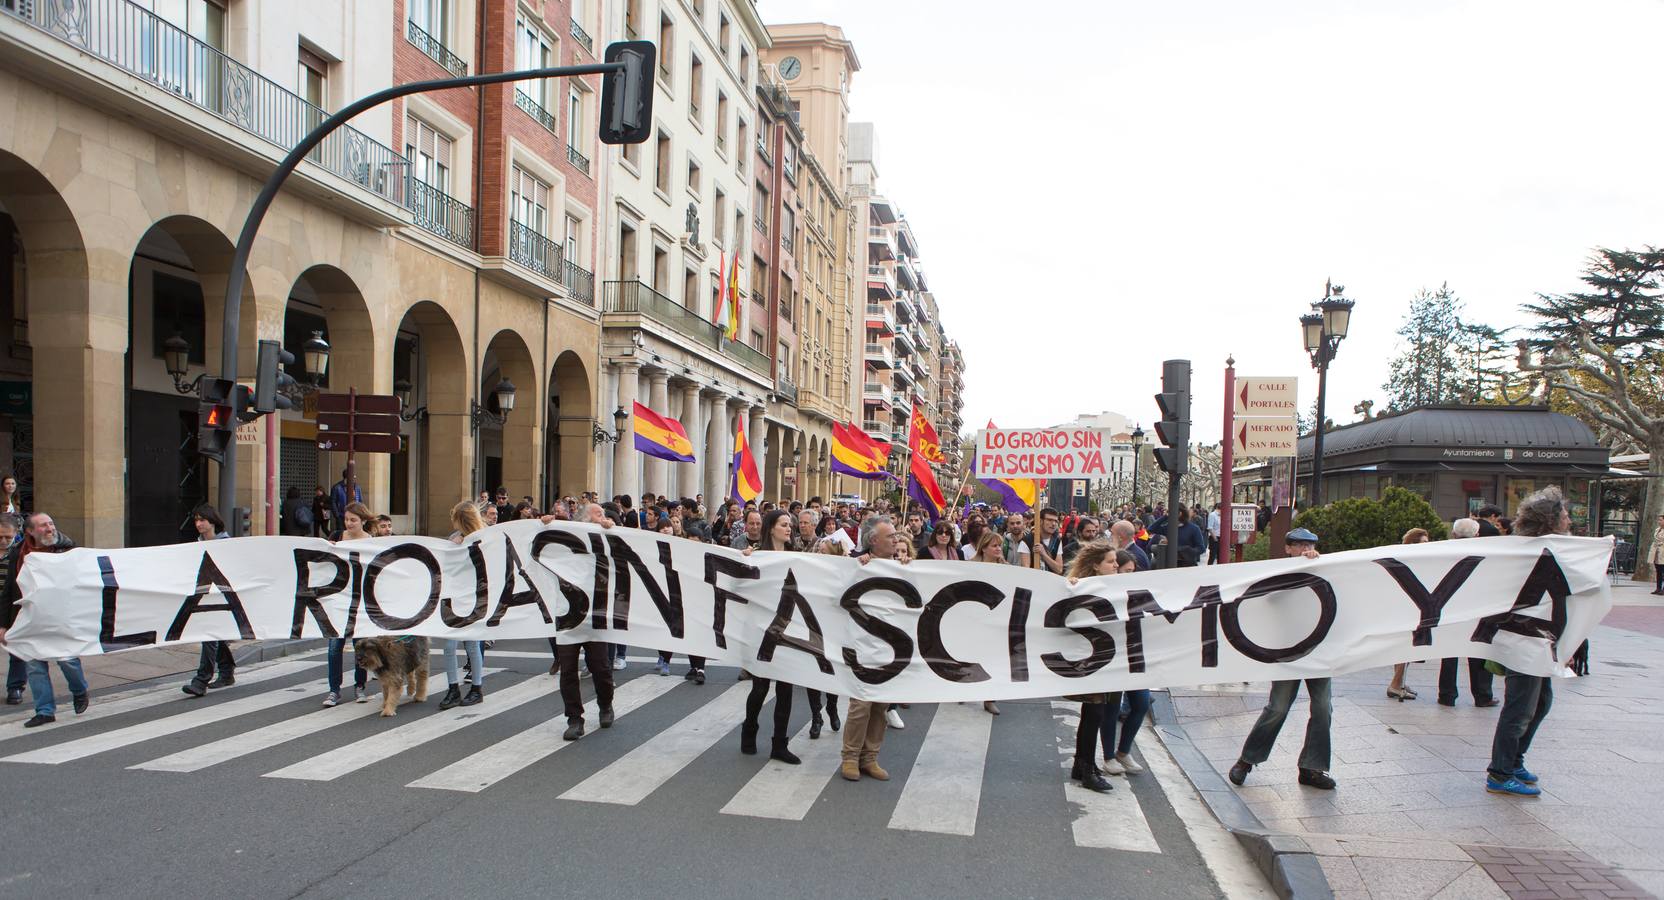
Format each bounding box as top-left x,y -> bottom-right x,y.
1170,580 -> 1664,900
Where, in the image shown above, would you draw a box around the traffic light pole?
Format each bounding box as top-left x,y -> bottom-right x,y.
215,61 -> 624,531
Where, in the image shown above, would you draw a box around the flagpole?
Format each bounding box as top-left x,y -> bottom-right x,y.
941,449 -> 974,525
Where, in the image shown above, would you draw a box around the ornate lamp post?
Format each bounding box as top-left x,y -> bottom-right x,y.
1301,280 -> 1355,507
1129,424 -> 1145,506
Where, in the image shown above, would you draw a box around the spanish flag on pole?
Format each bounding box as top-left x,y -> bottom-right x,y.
632,401 -> 695,463
729,422 -> 763,503
830,421 -> 890,480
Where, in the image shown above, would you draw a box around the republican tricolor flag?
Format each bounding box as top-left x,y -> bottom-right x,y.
830,421 -> 891,480
729,422 -> 763,503
632,401 -> 695,463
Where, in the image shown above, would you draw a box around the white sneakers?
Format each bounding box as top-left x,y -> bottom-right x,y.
885,708 -> 905,729
1100,757 -> 1126,775
1116,752 -> 1143,774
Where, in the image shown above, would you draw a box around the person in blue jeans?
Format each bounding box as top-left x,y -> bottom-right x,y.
0,514 -> 26,705
0,512 -> 89,727
1100,689 -> 1153,775
1228,528 -> 1336,790
322,503 -> 376,707
1485,487 -> 1571,798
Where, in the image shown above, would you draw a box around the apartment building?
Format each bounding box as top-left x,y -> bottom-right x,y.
597,0 -> 773,505
0,0 -> 604,543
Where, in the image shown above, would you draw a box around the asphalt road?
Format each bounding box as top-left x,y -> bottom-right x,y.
0,643 -> 1272,899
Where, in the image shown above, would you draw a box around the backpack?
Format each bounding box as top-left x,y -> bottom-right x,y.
290,502 -> 314,534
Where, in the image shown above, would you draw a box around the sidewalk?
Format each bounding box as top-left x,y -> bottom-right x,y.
1165,579 -> 1664,900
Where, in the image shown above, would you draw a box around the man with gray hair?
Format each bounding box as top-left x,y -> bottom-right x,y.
1439,518 -> 1495,708
842,514 -> 898,782
1485,488 -> 1569,797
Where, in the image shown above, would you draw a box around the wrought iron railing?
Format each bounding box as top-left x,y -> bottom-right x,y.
603,280 -> 768,374
508,219 -> 562,280
775,375 -> 798,405
408,179 -> 473,249
566,143 -> 590,176
3,0 -> 480,248
406,19 -> 467,77
569,17 -> 593,54
515,88 -> 556,132
754,211 -> 768,236
562,258 -> 594,306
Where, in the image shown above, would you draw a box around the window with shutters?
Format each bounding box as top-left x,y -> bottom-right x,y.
404,115 -> 454,194
510,165 -> 550,236
515,16 -> 556,114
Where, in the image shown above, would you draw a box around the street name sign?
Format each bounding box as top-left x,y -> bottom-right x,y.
1232,417 -> 1298,457
1233,377 -> 1298,417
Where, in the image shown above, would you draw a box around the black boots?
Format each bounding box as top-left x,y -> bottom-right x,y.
461,685 -> 483,706
599,707 -> 615,728
810,713 -> 824,740
770,737 -> 802,765
740,721 -> 759,755
438,685 -> 462,710
1229,760 -> 1252,786
1071,757 -> 1112,792
827,705 -> 841,732
563,719 -> 584,741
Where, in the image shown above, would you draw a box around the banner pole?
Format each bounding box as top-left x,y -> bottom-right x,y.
1221,357 -> 1236,564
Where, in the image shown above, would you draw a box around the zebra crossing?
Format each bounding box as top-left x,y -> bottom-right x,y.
0,656 -> 1178,853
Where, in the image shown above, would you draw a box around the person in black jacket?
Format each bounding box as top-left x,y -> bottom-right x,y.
181,505 -> 234,698
0,512 -> 89,727
1,514 -> 24,705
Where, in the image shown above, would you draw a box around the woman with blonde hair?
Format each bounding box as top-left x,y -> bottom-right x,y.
437,499 -> 488,709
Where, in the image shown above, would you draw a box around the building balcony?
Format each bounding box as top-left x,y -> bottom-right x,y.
563,258 -> 595,306
865,265 -> 895,297
515,88 -> 557,133
0,0 -> 467,236
508,219 -> 562,281
603,280 -> 769,375
406,19 -> 468,77
893,327 -> 915,355
866,225 -> 895,261
566,143 -> 591,176
569,17 -> 594,54
892,365 -> 914,387
408,179 -> 474,250
894,294 -> 915,323
863,342 -> 894,369
862,381 -> 893,405
895,257 -> 919,291
775,374 -> 798,406
863,303 -> 895,334
861,420 -> 890,442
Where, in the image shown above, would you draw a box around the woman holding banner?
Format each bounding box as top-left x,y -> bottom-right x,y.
1062,541 -> 1131,793
320,503 -> 374,707
436,501 -> 488,709
738,510 -> 804,764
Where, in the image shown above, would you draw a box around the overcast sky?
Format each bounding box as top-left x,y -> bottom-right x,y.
760,0 -> 1664,441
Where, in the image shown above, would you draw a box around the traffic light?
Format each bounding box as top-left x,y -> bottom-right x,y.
599,41 -> 656,145
254,339 -> 296,414
233,506 -> 252,537
1153,359 -> 1190,475
234,383 -> 260,424
197,377 -> 237,463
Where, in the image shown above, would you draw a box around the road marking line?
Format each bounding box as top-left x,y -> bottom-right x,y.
408,674 -> 682,793
1049,701 -> 1161,852
262,674 -> 553,782
559,683 -> 750,806
1139,729 -> 1277,899
0,659 -> 320,746
130,669 -> 507,773
719,715 -> 845,820
887,702 -> 993,836
3,678 -> 323,764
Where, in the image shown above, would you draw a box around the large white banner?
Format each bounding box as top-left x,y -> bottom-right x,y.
5,523 -> 1612,702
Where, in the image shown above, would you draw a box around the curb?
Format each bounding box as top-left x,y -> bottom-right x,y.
1150,690 -> 1333,900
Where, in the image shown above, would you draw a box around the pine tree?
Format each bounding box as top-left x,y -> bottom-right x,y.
1524,247 -> 1664,357
1383,283 -> 1468,410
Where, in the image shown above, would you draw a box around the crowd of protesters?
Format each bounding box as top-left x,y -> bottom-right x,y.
0,474 -> 1587,799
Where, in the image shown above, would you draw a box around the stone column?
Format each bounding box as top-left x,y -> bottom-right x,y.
644,368 -> 670,499
704,391 -> 732,508
612,362 -> 640,501
679,380 -> 702,500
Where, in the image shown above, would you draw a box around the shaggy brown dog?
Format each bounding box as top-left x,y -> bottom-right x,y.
355,636 -> 431,717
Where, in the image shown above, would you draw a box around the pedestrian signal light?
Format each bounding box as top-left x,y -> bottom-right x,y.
197,377 -> 237,464
600,41 -> 656,145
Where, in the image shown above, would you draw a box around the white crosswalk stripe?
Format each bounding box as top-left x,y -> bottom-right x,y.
559,682 -> 750,807
887,702 -> 994,836
1049,701 -> 1160,853
0,659 -> 319,746
408,673 -> 681,793
719,716 -> 845,821
131,669 -> 506,773
3,678 -> 320,764
262,674 -> 555,782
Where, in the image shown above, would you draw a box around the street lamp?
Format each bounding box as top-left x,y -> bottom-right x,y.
394,378 -> 428,423
302,330 -> 330,383
470,377 -> 517,432
163,333 -> 198,394
1301,280 -> 1355,507
593,405 -> 628,447
1129,424 -> 1145,506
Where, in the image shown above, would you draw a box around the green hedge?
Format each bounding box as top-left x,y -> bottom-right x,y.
1291,486 -> 1448,553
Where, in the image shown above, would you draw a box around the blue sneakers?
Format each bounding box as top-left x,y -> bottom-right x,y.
1512,766 -> 1538,785
654,658 -> 671,676
1486,776 -> 1541,797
